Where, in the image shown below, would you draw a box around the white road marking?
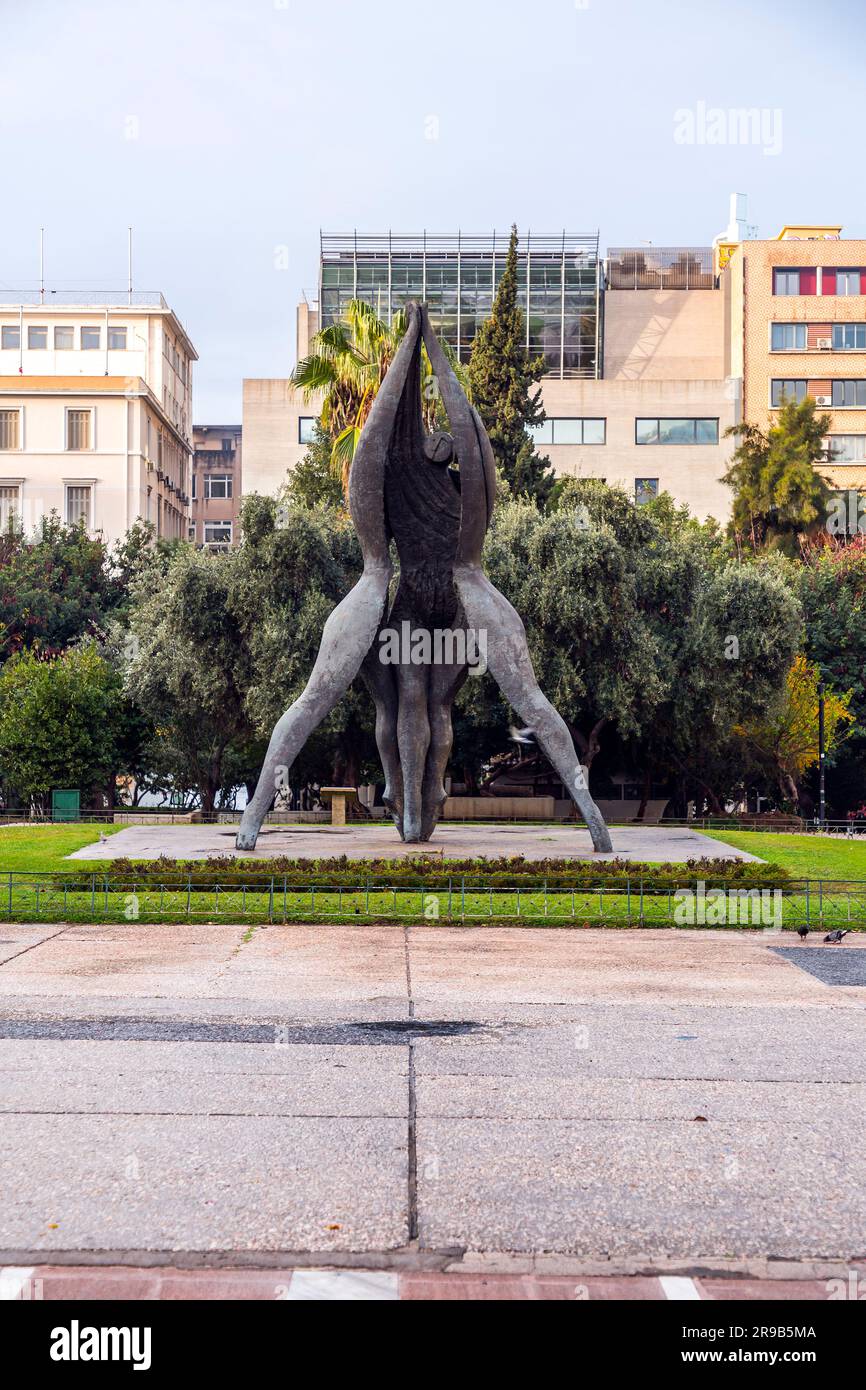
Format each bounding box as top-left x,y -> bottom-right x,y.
0,1267 -> 35,1300
284,1270 -> 399,1301
660,1276 -> 701,1301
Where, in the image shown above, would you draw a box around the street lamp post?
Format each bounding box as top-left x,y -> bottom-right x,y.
818,682 -> 826,829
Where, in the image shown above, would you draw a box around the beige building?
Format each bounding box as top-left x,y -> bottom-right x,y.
720,223 -> 866,493
191,425 -> 241,549
0,293 -> 196,543
243,234 -> 737,520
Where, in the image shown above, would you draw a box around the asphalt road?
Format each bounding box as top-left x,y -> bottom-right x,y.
0,922 -> 865,1277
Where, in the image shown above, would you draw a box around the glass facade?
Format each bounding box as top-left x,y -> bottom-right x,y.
319,234 -> 602,379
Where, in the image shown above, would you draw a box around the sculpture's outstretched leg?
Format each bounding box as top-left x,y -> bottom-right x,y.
455,566 -> 613,853
236,568 -> 390,850
360,645 -> 404,835
420,649 -> 469,841
396,661 -> 431,842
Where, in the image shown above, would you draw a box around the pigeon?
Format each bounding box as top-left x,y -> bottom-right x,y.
823,929 -> 850,944
797,925 -> 809,941
509,725 -> 535,746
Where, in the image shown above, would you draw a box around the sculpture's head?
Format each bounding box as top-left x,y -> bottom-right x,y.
423,430 -> 455,466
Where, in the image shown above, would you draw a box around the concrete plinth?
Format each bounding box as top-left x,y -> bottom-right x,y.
67,824 -> 761,864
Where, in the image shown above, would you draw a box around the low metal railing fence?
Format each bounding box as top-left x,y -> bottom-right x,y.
2,873 -> 865,928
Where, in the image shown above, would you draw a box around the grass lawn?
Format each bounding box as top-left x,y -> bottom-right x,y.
0,823 -> 124,872
699,830 -> 866,881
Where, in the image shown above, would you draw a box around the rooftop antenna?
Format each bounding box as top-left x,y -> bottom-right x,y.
128,226 -> 133,306
39,227 -> 44,303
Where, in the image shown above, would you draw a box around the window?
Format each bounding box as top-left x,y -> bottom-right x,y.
191,473 -> 197,500
0,410 -> 20,450
66,409 -> 92,450
529,418 -> 606,445
834,269 -> 863,296
635,478 -> 658,506
1,326 -> 20,350
774,269 -> 801,295
65,484 -> 91,526
832,380 -> 866,408
770,380 -> 807,406
107,327 -> 127,350
80,327 -> 101,350
221,437 -> 234,453
188,524 -> 196,541
0,485 -> 19,528
635,418 -> 719,445
204,474 -> 232,500
27,325 -> 47,349
54,326 -> 74,349
204,521 -> 232,546
299,417 -> 317,444
828,435 -> 866,463
771,323 -> 808,350
832,324 -> 866,350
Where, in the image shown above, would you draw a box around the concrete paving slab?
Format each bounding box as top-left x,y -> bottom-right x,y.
415,1117 -> 866,1258
0,1039 -> 406,1117
67,823 -> 760,863
414,1076 -> 866,1122
0,1114 -> 408,1254
411,1007 -> 866,1082
406,927 -> 866,1009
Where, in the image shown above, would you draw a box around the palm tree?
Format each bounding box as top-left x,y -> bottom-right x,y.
292,299 -> 469,492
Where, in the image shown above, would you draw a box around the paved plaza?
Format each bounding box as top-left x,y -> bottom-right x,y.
69,823 -> 760,863
0,920 -> 864,1297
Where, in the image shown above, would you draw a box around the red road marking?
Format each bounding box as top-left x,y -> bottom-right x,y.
1,1266 -> 844,1301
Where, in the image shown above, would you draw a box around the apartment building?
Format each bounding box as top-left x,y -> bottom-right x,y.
0,292 -> 196,543
721,223 -> 866,492
191,425 -> 241,549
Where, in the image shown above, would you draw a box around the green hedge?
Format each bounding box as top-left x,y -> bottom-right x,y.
45,853 -> 790,892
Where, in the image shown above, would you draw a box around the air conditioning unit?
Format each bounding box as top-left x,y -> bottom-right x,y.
815,395 -> 831,406
816,337 -> 832,349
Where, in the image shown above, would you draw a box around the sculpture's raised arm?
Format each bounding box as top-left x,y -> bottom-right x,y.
420,305 -> 495,566
348,302 -> 422,566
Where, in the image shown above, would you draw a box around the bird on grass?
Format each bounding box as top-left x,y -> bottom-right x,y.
797,925 -> 809,941
824,929 -> 850,945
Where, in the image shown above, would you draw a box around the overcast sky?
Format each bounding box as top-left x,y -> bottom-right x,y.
1,0 -> 863,420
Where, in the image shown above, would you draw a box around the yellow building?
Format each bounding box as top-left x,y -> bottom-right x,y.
721,223 -> 866,493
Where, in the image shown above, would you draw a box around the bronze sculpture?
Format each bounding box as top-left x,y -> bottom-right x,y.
236,303 -> 612,853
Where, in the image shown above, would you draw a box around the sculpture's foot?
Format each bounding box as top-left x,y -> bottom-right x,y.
587,814 -> 613,854
236,808 -> 262,852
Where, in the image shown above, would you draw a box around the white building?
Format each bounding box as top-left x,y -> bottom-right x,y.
0,291 -> 197,543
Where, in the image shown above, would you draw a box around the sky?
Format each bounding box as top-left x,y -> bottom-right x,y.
1,0 -> 864,420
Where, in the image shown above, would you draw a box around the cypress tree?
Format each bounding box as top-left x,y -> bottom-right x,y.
466,225 -> 554,506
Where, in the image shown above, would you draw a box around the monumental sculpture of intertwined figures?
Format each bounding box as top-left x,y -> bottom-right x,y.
236,303 -> 612,853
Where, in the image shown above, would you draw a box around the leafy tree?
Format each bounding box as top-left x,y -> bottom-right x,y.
735,654 -> 853,807
0,642 -> 126,811
124,546 -> 255,816
796,535 -> 866,812
230,496 -> 377,789
466,225 -> 553,506
466,490 -> 664,774
0,514 -> 115,659
723,396 -> 833,554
